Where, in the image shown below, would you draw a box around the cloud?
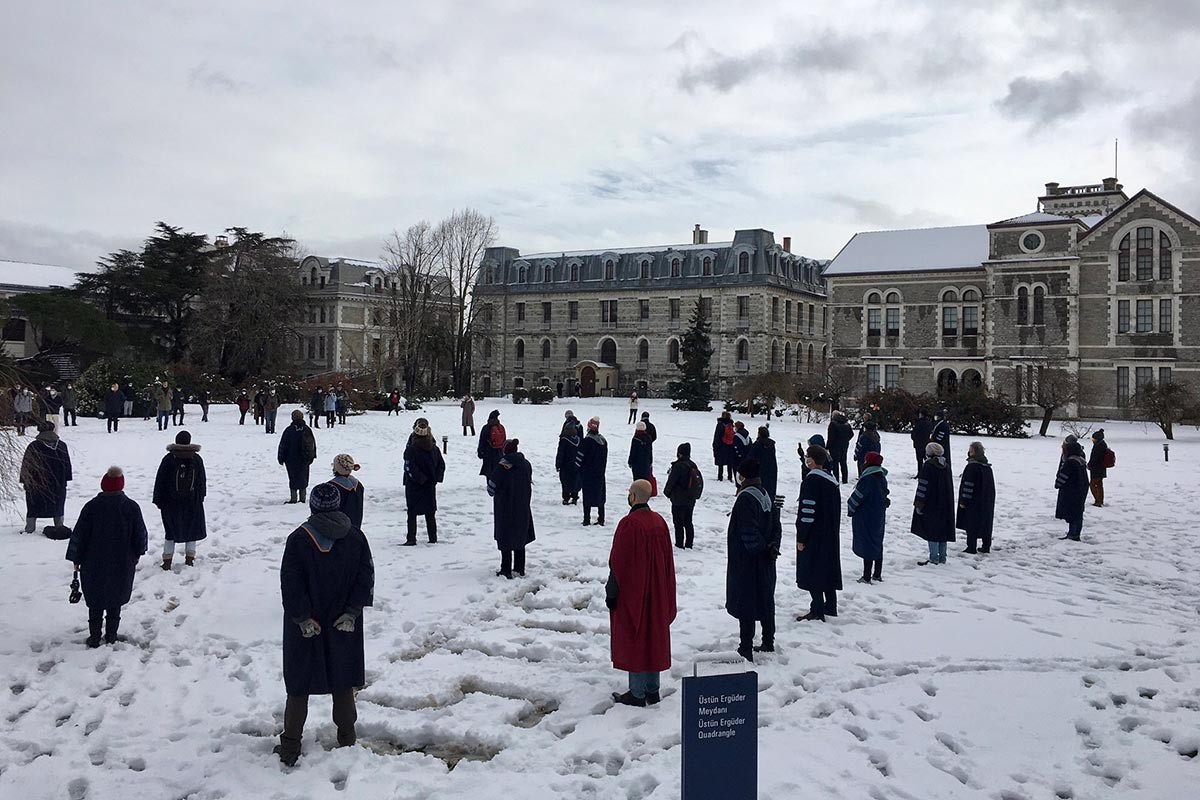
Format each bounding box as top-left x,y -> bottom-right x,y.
823,194 -> 950,230
995,70 -> 1100,125
0,220 -> 142,270
678,51 -> 772,93
187,62 -> 246,93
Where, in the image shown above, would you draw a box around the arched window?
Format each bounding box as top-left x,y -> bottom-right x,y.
784,342 -> 792,371
517,266 -> 527,283
770,340 -> 779,370
1017,286 -> 1029,325
702,257 -> 712,276
482,339 -> 493,358
865,292 -> 882,337
541,339 -> 551,361
1118,234 -> 1131,281
807,344 -> 814,371
515,339 -> 525,360
570,263 -> 579,282
963,288 -> 980,336
543,265 -> 552,283
736,339 -> 749,366
567,338 -> 578,361
600,338 -> 617,364
738,252 -> 750,274
1136,226 -> 1153,280
668,338 -> 680,364
885,291 -> 900,304
640,259 -> 650,279
637,339 -> 649,363
309,266 -> 317,285
671,258 -> 680,278
605,260 -> 615,280
941,288 -> 958,303
867,291 -> 882,304
1159,232 -> 1172,281
937,369 -> 958,397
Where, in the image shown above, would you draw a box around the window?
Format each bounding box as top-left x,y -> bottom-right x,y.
601,300 -> 618,326
1014,365 -> 1024,401
770,341 -> 779,370
483,339 -> 492,359
516,302 -> 526,323
771,297 -> 779,327
963,305 -> 979,336
1136,227 -> 1153,281
885,364 -> 899,389
808,344 -> 814,371
785,300 -> 792,329
867,308 -> 882,337
1136,299 -> 1152,333
1017,287 -> 1029,324
808,304 -> 815,334
515,339 -> 525,361
1116,367 -> 1129,406
542,302 -> 552,325
702,256 -> 712,276
307,337 -> 315,359
668,339 -> 680,364
885,292 -> 901,336
1118,234 -> 1130,281
1117,300 -> 1130,333
605,260 -> 615,280
543,265 -> 552,283
797,302 -> 804,331
374,277 -> 383,293
669,298 -> 681,322
309,266 -> 317,285
568,300 -> 579,323
1135,366 -> 1153,392
671,258 -> 680,277
885,307 -> 900,337
640,259 -> 650,279
639,299 -> 650,321
942,306 -> 958,338
541,339 -> 551,362
513,377 -> 525,389
567,339 -> 578,360
637,339 -> 649,363
319,306 -> 326,323
570,263 -> 579,281
319,276 -> 325,288
318,336 -> 326,359
737,296 -> 750,324
1159,366 -> 1173,385
1159,299 -> 1172,334
736,339 -> 749,369
867,364 -> 881,391
1032,286 -> 1045,325
1159,232 -> 1172,281
484,267 -> 493,284
784,343 -> 792,371
518,266 -> 527,283
738,252 -> 750,273
600,338 -> 617,363
700,297 -> 713,319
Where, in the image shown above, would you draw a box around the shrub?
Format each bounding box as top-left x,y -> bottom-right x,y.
859,386 -> 1028,438
511,387 -> 529,404
528,386 -> 555,405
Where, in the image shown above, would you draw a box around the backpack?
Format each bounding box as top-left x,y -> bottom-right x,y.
721,424 -> 734,446
300,429 -> 317,462
490,423 -> 507,449
687,465 -> 705,501
171,459 -> 197,502
43,525 -> 72,541
1103,448 -> 1116,469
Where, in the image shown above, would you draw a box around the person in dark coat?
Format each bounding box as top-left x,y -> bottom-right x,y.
913,442 -> 955,564
663,443 -> 700,549
556,411 -> 583,505
61,383 -> 78,427
487,439 -> 535,578
795,445 -> 842,621
911,410 -> 933,472
308,388 -> 324,428
747,426 -> 778,498
577,416 -> 609,526
152,431 -> 207,570
171,386 -> 187,426
606,479 -> 676,707
848,451 -> 889,583
263,389 -> 280,434
328,454 -> 365,530
1056,439 -> 1089,541
712,411 -> 736,481
335,384 -> 348,425
122,382 -> 135,418
930,409 -> 951,462
65,467 -> 148,648
253,387 -> 265,426
278,410 -> 317,504
854,421 -> 882,478
276,483 -> 374,766
628,422 -> 654,483
800,433 -> 826,481
477,410 -> 506,479
461,395 -> 476,436
20,422 -> 72,533
403,421 -> 445,545
726,458 -> 781,660
732,421 -> 751,466
236,391 -> 251,425
826,412 -> 853,484
957,441 -> 996,554
639,411 -> 657,444
104,382 -> 124,433
1086,429 -> 1108,507
199,390 -> 211,422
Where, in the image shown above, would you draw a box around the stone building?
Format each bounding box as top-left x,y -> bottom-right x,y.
1,259 -> 91,362
470,226 -> 828,398
823,179 -> 1200,418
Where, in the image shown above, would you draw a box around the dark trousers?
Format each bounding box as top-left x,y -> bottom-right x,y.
407,512 -> 437,543
717,464 -> 734,482
829,450 -> 849,483
628,409 -> 637,424
915,448 -> 925,471
499,549 -> 526,576
464,425 -> 475,436
671,503 -> 695,548
309,412 -> 320,428
584,505 -> 605,524
337,410 -> 346,424
966,528 -> 991,553
107,418 -> 119,433
265,410 -> 277,434
173,408 -> 184,425
200,404 -> 209,422
326,411 -> 336,426
560,476 -> 579,504
809,589 -> 837,618
1089,477 -> 1104,506
157,411 -> 170,430
88,606 -> 122,643
280,690 -> 357,758
1066,518 -> 1083,540
239,409 -> 247,425
63,408 -> 77,426
861,557 -> 882,580
738,616 -> 775,651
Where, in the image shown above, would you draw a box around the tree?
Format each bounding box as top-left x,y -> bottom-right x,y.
437,208 -> 496,395
74,249 -> 148,321
381,222 -> 444,395
669,299 -> 714,411
729,372 -> 795,417
138,222 -> 212,363
1033,366 -> 1079,436
1132,380 -> 1199,440
11,290 -> 126,356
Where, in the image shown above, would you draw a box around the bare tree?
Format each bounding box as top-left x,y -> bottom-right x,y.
436,208 -> 496,395
1133,380 -> 1199,440
381,222 -> 443,395
1033,366 -> 1079,437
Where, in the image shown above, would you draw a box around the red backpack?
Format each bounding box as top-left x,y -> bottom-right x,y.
490,423 -> 507,449
722,424 -> 735,446
1103,448 -> 1116,469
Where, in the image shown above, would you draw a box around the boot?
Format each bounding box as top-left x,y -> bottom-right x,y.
288,489 -> 298,505
611,691 -> 646,707
404,516 -> 417,546
582,509 -> 591,527
273,742 -> 300,767
298,487 -> 307,503
646,691 -> 661,705
596,506 -> 605,526
796,611 -> 825,622
161,555 -> 173,571
736,645 -> 754,663
87,612 -> 103,649
185,554 -> 195,567
104,610 -> 122,644
427,517 -> 438,544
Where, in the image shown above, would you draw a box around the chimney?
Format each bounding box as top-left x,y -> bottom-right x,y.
214,234 -> 228,248
1102,177 -> 1120,191
700,228 -> 708,244
782,236 -> 791,253
693,224 -> 701,245
1044,182 -> 1061,196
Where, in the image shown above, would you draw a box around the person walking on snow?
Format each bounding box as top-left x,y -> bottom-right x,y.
275,483 -> 374,767
65,467 -> 148,648
328,454 -> 364,530
1087,429 -> 1109,507
606,479 -> 676,707
199,390 -> 210,422
279,410 -> 317,504
555,411 -> 583,505
663,443 -> 702,549
153,431 -> 207,570
403,422 -> 445,545
477,410 -> 506,481
848,451 -> 889,583
61,383 -> 78,427
627,391 -> 639,425
911,410 -> 933,472
20,421 -> 72,533
104,382 -> 124,433
263,389 -> 280,434
577,416 -> 609,526
461,394 -> 476,436
957,442 -> 996,554
1056,439 -> 1089,542
795,445 -> 843,621
826,411 -> 853,484
854,420 -> 882,478
913,442 -> 955,565
712,411 -> 736,482
727,458 -> 781,661
488,439 -> 535,579
236,390 -> 251,425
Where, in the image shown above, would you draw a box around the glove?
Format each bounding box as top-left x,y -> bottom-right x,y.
334,613 -> 357,633
297,618 -> 321,638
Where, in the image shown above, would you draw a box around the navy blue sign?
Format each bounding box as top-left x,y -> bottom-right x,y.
682,670 -> 757,799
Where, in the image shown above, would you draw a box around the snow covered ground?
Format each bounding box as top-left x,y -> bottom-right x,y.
1,398 -> 1197,800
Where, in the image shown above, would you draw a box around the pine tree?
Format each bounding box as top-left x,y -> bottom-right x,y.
669,299 -> 714,411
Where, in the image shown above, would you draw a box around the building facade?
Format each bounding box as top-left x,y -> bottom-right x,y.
824,179 -> 1200,418
470,226 -> 828,398
1,259 -> 90,361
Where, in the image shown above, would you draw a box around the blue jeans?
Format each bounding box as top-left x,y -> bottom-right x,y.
628,671 -> 660,699
164,540 -> 197,556
1067,519 -> 1083,540
156,411 -> 170,430
927,541 -> 947,563
265,409 -> 277,433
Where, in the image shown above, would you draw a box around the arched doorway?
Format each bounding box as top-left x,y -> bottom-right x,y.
937,368 -> 958,397
481,376 -> 492,396
581,366 -> 597,397
961,369 -> 983,390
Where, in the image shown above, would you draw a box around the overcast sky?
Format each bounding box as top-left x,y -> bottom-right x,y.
2,0 -> 1198,269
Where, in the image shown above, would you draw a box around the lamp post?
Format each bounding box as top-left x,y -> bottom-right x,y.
442,435 -> 448,455
1163,442 -> 1169,462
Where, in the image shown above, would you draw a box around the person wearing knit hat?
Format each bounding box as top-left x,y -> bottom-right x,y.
957,442 -> 996,554
279,409 -> 317,504
461,394 -> 476,437
628,422 -> 655,490
578,417 -> 609,525
478,410 -> 507,482
799,433 -> 826,480
487,439 -> 535,579
328,454 -> 365,530
20,420 -> 72,533
849,451 -> 889,584
153,430 -> 206,571
731,421 -> 751,466
1055,438 -> 1089,541
663,442 -> 701,548
66,467 -> 149,648
854,420 -> 881,479
1086,429 -> 1109,507
276,478 -> 374,766
913,440 -> 955,565
403,418 -> 445,545
639,411 -> 657,444
726,457 -> 779,661
796,445 -> 843,622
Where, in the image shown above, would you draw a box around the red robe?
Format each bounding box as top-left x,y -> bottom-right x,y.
608,506 -> 677,672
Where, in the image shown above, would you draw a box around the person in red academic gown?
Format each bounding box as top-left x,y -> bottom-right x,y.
605,479 -> 677,707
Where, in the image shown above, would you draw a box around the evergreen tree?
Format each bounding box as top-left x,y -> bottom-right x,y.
669,298 -> 714,411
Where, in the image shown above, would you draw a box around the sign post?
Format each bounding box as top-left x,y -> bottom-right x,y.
682,659 -> 757,799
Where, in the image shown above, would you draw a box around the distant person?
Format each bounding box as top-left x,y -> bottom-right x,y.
488,439 -> 535,578
171,386 -> 186,426
335,383 -> 348,425
930,408 -> 952,462
104,382 -> 124,433
154,381 -> 173,431
153,431 -> 206,570
477,410 -> 506,481
628,421 -> 654,486
13,385 -> 34,436
328,454 -> 364,530
61,383 -> 78,427
627,391 -> 639,425
461,394 -> 476,436
556,411 -> 583,505
199,390 -> 211,422
826,411 -> 853,484
848,451 -> 889,583
1086,429 -> 1109,507
122,382 -> 135,418
43,387 -> 63,432
577,417 -> 609,526
663,443 -> 702,549
20,421 -> 72,533
800,434 -> 826,481
323,386 -> 337,427
278,410 -> 317,504
236,390 -> 251,425
639,411 -> 657,443
747,426 -> 778,498
854,420 -> 881,478
911,410 -> 933,472
732,421 -> 751,465
263,389 -> 279,434
913,442 -> 955,565
795,445 -> 842,621
957,441 -> 996,554
308,387 -> 324,429
276,483 -> 374,767
726,458 -> 780,661
403,422 -> 445,545
387,389 -> 401,417
606,479 -> 676,707
65,467 -> 148,647
712,411 -> 736,482
1056,439 -> 1089,542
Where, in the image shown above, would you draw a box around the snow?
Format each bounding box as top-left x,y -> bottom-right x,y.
0,259 -> 92,290
518,242 -> 735,260
1,399 -> 1198,799
991,211 -> 1089,226
823,225 -> 989,276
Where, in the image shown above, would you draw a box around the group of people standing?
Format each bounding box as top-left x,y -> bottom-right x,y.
6,383 -> 79,434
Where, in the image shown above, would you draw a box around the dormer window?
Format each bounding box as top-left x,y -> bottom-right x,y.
702,257 -> 712,276
517,266 -> 526,283
671,258 -> 680,278
570,263 -> 579,282
738,252 -> 750,274
605,259 -> 615,280
640,259 -> 650,279
543,265 -> 552,283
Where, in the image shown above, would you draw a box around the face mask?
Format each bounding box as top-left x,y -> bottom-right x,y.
627,493 -> 636,508
736,474 -> 745,486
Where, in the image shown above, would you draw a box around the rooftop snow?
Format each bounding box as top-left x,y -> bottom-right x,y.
991,210 -> 1108,228
823,225 -> 989,276
517,241 -> 736,260
0,259 -> 92,289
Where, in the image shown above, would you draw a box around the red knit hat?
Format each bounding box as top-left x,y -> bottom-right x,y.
864,452 -> 884,467
504,439 -> 519,454
100,468 -> 125,493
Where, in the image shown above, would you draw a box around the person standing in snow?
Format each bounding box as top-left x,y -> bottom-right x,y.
153,431 -> 206,570
279,410 -> 317,504
153,380 -> 173,431
20,421 -> 72,533
639,411 -> 657,444
323,386 -> 337,427
199,390 -> 210,423
930,408 -> 952,462
236,390 -> 251,425
66,467 -> 148,648
826,411 -> 853,484
253,386 -> 265,426
854,420 -> 882,478
61,383 -> 78,427
13,385 -> 34,436
911,410 -> 933,472
387,389 -> 401,417
477,409 -> 506,480
726,458 -> 781,660
747,426 -> 778,498
403,421 -> 445,545
461,394 -> 476,436
712,411 -> 736,482
276,483 -> 374,767
1086,429 -> 1108,507
731,421 -> 751,466
795,445 -> 842,621
555,411 -> 583,505
335,383 -> 348,425
1056,439 -> 1089,542
577,416 -> 609,526
308,386 -> 324,429
628,421 -> 654,485
328,454 -> 364,530
606,479 -> 676,707
913,442 -> 955,565
104,382 -> 124,433
42,387 -> 62,432
171,385 -> 186,426
800,434 -> 826,481
122,382 -> 135,419
488,439 -> 535,579
663,443 -> 701,549
848,451 -> 889,583
263,389 -> 280,434
957,442 -> 996,554
627,391 -> 639,425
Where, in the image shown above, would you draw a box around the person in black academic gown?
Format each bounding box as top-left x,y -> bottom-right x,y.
726,458 -> 781,661
826,412 -> 853,484
746,426 -> 778,498
795,445 -> 843,621
628,422 -> 654,482
930,409 -> 952,462
278,410 -> 317,504
20,421 -> 72,533
403,422 -> 445,545
911,410 -> 933,471
1055,439 -> 1089,542
104,382 -> 124,433
577,417 -> 609,526
957,441 -> 996,554
913,441 -> 955,565
555,412 -> 583,505
329,453 -> 365,530
488,439 -> 535,578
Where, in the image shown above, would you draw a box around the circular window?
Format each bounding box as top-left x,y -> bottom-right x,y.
1020,231 -> 1044,253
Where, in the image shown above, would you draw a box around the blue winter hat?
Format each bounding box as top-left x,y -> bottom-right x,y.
309,483 -> 341,513
808,434 -> 826,449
